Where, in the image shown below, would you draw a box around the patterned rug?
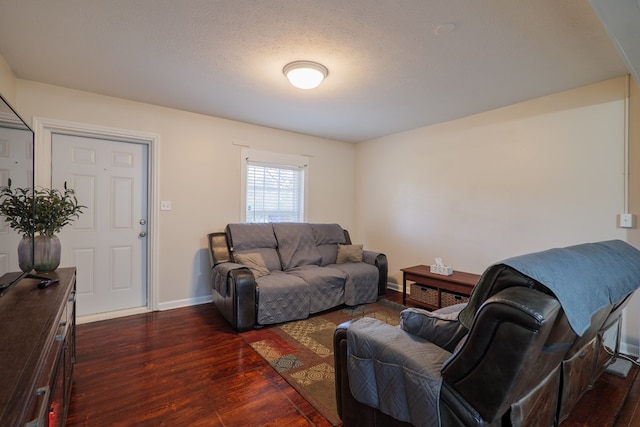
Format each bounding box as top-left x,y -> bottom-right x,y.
240,300 -> 405,426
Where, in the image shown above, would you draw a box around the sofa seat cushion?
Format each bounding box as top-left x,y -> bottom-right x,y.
330,262 -> 379,305
287,265 -> 346,313
273,223 -> 322,269
256,271 -> 310,325
347,317 -> 450,427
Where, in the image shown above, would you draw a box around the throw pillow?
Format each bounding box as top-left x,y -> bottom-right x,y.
336,244 -> 363,263
234,252 -> 270,278
399,306 -> 468,352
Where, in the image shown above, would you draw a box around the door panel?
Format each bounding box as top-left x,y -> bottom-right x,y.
52,133 -> 148,316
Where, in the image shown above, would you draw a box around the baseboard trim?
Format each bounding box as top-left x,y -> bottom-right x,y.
77,295 -> 214,324
158,294 -> 213,311
386,282 -> 401,292
620,342 -> 640,359
77,306 -> 151,324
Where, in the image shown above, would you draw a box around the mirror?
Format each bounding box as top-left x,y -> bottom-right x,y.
0,93 -> 34,290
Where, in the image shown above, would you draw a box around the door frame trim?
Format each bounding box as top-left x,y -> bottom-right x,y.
33,117 -> 160,313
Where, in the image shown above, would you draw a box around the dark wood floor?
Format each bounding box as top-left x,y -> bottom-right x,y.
66,301 -> 330,427
66,290 -> 640,426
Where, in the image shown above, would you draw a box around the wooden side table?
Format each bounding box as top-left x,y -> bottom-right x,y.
401,265 -> 480,310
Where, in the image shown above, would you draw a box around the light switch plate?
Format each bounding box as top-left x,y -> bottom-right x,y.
618,213 -> 635,228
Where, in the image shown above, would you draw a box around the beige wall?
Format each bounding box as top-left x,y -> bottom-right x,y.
356,76 -> 640,354
622,77 -> 640,353
4,57 -> 640,352
14,80 -> 356,307
0,55 -> 17,106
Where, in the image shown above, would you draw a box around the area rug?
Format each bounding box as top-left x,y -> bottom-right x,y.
240,299 -> 405,426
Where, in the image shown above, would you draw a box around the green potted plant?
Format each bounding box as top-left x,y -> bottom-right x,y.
0,179 -> 85,272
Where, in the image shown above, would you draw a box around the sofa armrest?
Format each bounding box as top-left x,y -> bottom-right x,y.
399,305 -> 468,352
363,250 -> 388,295
211,262 -> 257,331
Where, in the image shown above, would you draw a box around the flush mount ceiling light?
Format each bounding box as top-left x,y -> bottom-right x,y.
283,61 -> 328,89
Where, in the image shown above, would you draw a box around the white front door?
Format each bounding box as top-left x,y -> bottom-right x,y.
51,133 -> 148,316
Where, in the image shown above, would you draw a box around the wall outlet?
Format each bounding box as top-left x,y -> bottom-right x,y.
160,201 -> 172,211
618,213 -> 635,228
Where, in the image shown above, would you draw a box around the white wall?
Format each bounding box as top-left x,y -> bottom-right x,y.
15,80 -> 356,307
356,76 -> 640,354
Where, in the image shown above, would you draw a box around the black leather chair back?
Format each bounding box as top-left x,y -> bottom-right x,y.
207,232 -> 232,265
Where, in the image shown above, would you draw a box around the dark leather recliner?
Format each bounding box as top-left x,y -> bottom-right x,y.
334,240 -> 640,427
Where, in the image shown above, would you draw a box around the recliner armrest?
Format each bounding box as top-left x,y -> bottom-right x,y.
334,321 -> 352,419
399,305 -> 468,352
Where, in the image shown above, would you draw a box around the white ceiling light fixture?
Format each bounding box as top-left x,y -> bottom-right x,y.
283,61 -> 328,89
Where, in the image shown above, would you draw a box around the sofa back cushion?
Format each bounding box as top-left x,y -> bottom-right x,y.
311,223 -> 347,266
273,223 -> 322,270
226,223 -> 282,271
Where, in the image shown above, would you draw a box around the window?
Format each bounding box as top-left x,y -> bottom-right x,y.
242,149 -> 308,223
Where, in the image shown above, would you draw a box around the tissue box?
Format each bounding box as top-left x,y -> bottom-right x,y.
430,264 -> 453,276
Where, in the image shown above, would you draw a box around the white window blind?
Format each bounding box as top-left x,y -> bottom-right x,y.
242,149 -> 307,223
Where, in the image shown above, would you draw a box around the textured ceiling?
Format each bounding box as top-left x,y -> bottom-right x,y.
0,0 -> 632,142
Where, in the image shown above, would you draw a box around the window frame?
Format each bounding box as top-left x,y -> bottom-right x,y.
241,148 -> 309,223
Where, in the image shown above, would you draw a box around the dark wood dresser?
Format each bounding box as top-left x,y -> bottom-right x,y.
0,267 -> 76,427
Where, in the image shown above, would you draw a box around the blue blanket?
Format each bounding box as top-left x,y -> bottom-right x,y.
502,240 -> 640,336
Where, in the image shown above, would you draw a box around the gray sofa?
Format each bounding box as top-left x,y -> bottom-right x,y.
208,223 -> 388,331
